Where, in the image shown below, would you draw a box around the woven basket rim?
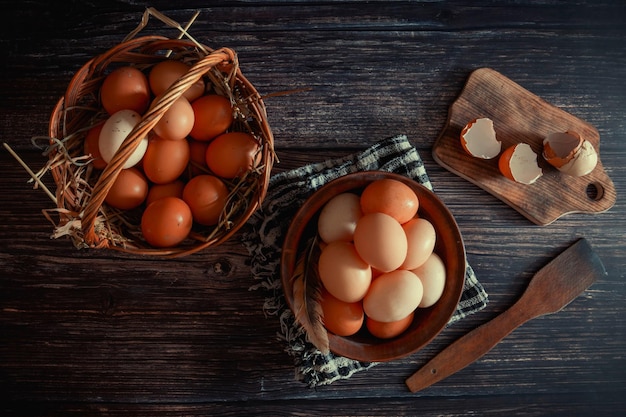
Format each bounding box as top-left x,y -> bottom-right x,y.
46,35 -> 275,257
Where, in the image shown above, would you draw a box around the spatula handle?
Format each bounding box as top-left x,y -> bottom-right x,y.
406,303 -> 533,393
406,239 -> 603,393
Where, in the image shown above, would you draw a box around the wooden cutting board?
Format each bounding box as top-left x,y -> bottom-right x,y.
432,67 -> 616,226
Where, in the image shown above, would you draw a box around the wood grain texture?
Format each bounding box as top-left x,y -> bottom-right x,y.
406,238 -> 604,392
433,68 -> 616,225
1,1 -> 625,415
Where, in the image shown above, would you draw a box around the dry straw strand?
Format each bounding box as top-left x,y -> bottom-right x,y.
3,142 -> 57,203
40,8 -> 275,257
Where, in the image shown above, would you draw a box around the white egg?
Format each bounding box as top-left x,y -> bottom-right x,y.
363,269 -> 423,323
353,212 -> 408,273
411,252 -> 446,308
318,241 -> 372,303
317,192 -> 363,243
401,217 -> 436,270
99,109 -> 148,169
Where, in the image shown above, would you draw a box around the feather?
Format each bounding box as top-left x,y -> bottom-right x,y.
291,235 -> 329,354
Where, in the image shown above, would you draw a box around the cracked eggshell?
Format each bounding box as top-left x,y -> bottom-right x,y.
543,131 -> 598,177
460,117 -> 501,159
498,142 -> 543,185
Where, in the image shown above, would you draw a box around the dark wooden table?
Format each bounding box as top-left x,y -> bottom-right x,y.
2,1 -> 625,415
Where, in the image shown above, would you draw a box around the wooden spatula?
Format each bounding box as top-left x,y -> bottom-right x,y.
406,238 -> 605,393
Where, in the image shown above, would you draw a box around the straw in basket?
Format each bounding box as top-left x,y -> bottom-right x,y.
38,9 -> 275,257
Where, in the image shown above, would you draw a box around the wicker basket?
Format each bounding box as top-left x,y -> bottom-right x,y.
46,35 -> 275,257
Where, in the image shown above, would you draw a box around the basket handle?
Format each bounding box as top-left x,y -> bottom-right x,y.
81,47 -> 237,247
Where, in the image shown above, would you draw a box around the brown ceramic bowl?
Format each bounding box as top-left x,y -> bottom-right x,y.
281,171 -> 466,362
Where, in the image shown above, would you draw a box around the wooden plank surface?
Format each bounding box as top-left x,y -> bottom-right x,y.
1,1 -> 625,416
433,67 -> 616,225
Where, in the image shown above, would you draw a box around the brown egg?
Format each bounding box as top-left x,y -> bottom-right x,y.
206,132 -> 260,179
100,66 -> 150,115
366,312 -> 414,339
320,288 -> 364,337
189,95 -> 233,141
360,178 -> 419,224
187,139 -> 210,177
146,180 -> 186,206
141,197 -> 193,248
142,135 -> 190,184
151,96 -> 195,141
149,60 -> 205,102
83,122 -> 107,169
104,167 -> 149,210
182,174 -> 229,226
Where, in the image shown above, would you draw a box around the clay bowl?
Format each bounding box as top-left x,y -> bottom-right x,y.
281,171 -> 467,362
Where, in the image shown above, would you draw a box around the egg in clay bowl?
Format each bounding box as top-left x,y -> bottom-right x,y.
281,171 -> 467,362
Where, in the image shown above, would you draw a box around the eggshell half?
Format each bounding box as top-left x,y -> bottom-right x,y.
460,117 -> 501,159
498,143 -> 542,185
543,131 -> 598,177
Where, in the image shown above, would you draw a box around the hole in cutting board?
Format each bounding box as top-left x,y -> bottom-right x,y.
586,182 -> 604,201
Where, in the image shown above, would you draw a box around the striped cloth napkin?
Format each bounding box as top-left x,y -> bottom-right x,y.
242,135 -> 488,387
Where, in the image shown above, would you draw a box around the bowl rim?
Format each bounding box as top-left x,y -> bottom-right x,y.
280,171 -> 467,362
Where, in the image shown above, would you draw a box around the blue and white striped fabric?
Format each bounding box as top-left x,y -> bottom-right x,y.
242,135 -> 488,387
